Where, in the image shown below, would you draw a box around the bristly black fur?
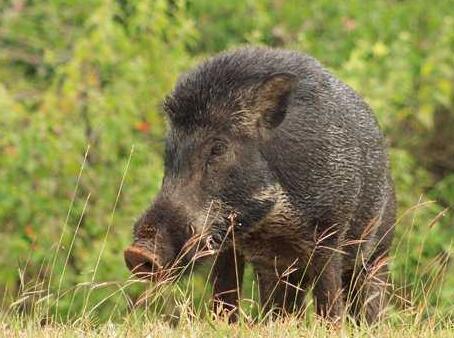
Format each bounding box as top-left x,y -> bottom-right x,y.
128,46 -> 396,324
163,47 -> 321,132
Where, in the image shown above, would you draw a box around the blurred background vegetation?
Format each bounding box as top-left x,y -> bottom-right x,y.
0,0 -> 453,322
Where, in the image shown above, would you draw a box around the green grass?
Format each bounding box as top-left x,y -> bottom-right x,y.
1,308 -> 453,337
1,200 -> 452,337
1,139 -> 451,337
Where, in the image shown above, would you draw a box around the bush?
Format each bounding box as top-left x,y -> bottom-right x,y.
0,0 -> 452,321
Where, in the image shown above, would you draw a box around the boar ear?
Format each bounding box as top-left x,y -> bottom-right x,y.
253,72 -> 297,129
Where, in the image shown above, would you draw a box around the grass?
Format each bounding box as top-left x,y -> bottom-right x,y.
2,217 -> 452,338
1,311 -> 453,337
1,149 -> 452,337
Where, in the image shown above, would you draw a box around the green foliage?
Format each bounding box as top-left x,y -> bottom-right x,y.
1,0 -> 196,319
0,0 -> 453,323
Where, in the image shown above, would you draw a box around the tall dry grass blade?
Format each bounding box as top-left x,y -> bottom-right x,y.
55,192 -> 91,318
82,145 -> 134,317
46,145 -> 90,319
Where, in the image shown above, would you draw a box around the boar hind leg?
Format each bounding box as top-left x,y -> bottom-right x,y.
211,246 -> 245,323
344,258 -> 390,324
310,256 -> 344,322
256,267 -> 307,318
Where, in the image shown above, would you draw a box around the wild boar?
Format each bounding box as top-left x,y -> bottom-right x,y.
124,47 -> 396,324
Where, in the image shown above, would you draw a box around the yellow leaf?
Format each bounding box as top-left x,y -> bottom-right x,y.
372,41 -> 389,57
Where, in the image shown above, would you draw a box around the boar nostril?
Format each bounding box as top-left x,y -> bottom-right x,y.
124,246 -> 162,279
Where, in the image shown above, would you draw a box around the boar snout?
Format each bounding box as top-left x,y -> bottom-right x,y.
124,245 -> 163,279
125,199 -> 194,279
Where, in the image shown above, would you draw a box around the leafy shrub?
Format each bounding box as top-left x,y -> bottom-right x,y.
0,0 -> 452,321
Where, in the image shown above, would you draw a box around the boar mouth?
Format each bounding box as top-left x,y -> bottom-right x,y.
124,246 -> 164,280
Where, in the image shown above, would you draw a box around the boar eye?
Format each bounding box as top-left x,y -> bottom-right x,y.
209,141 -> 227,159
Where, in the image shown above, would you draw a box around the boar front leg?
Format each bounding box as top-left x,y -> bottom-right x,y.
211,246 -> 245,323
